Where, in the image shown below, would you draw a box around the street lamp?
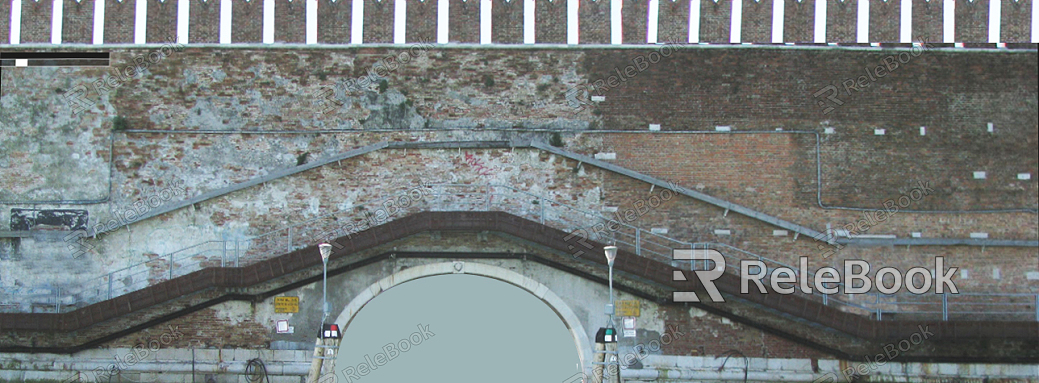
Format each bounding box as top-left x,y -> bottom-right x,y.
319,243 -> 332,324
604,245 -> 617,327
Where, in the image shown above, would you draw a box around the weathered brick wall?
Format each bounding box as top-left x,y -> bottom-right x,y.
63,0 -> 95,44
407,0 -> 438,43
0,0 -> 10,44
18,0 -> 52,44
448,0 -> 480,43
317,0 -> 352,43
955,0 -> 990,43
700,0 -> 733,42
103,0 -> 136,44
825,0 -> 856,43
742,0 -> 775,43
232,0 -> 264,43
1001,0 -> 1032,42
146,0 -> 179,44
363,0 -> 394,43
275,0 -> 309,44
579,0 -> 611,44
784,0 -> 814,42
658,0 -> 691,43
622,0 -> 650,43
871,0 -> 901,42
912,0 -> 944,42
492,0 -> 524,43
662,307 -> 830,358
189,0 -> 222,43
534,0 -> 567,43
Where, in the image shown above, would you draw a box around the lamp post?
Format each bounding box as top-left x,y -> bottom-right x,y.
319,243 -> 332,324
604,245 -> 617,326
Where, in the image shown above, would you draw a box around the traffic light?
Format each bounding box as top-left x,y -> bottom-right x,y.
595,327 -> 618,343
321,324 -> 341,339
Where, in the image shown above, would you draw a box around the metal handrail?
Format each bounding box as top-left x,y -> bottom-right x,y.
1,183 -> 1035,322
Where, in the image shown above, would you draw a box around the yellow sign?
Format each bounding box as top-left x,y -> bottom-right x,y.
616,300 -> 640,317
274,297 -> 299,313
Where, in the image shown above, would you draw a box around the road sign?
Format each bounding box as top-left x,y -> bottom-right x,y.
274,297 -> 299,313
616,300 -> 640,317
622,317 -> 636,338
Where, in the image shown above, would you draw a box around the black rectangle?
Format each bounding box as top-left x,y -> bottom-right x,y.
0,52 -> 109,60
10,209 -> 90,231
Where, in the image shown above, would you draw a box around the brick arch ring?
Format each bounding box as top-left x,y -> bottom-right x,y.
329,261 -> 592,376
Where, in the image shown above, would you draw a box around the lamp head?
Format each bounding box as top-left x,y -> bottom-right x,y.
319,243 -> 332,261
604,246 -> 617,265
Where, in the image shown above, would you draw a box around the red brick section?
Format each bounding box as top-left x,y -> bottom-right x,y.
104,307 -> 269,349
317,0 -> 351,43
912,0 -> 944,42
188,0 -> 221,43
579,0 -> 610,44
622,0 -> 649,44
63,0 -> 95,44
231,0 -> 263,43
18,0 -> 52,43
657,0 -> 690,43
406,0 -> 438,43
449,0 -> 480,43
362,0 -> 393,43
145,0 -> 178,44
1001,0 -> 1032,42
275,0 -> 308,43
491,0 -> 522,43
871,0 -> 900,43
784,0 -> 814,42
955,0 -> 988,42
700,0 -> 732,42
825,0 -> 856,43
742,0 -> 774,43
0,0 -> 10,43
534,0 -> 567,43
104,0 -> 135,44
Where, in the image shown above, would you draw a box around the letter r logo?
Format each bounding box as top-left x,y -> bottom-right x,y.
672,249 -> 725,302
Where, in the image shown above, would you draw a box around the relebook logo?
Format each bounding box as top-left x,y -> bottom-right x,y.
672,249 -> 959,303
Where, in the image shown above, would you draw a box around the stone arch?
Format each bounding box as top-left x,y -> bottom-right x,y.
330,261 -> 592,375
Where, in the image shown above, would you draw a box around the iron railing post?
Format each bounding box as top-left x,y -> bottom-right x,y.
169,253 -> 174,280
1035,294 -> 1038,322
288,227 -> 293,253
942,292 -> 949,321
486,185 -> 492,210
108,272 -> 113,300
540,200 -> 545,224
876,294 -> 882,321
222,240 -> 226,268
235,239 -> 240,267
635,228 -> 641,256
54,287 -> 59,313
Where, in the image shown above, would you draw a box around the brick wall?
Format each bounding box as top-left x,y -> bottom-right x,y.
0,0 -> 10,44
579,0 -> 611,43
622,0 -> 650,43
825,0 -> 856,43
232,0 -> 264,43
145,0 -> 178,44
104,0 -> 136,44
492,0 -> 524,43
534,0 -> 567,43
911,0 -> 944,42
871,0 -> 901,42
1001,0 -> 1032,42
700,0 -> 733,42
742,0 -> 775,43
19,0 -> 52,43
188,0 -> 221,43
784,0 -> 814,42
658,0 -> 691,43
63,0 -> 95,44
407,0 -> 438,43
448,0 -> 480,43
275,0 -> 309,43
317,0 -> 352,43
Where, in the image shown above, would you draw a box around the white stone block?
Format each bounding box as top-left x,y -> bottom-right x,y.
1026,272 -> 1039,280
649,124 -> 661,131
594,152 -> 617,160
911,232 -> 922,238
650,228 -> 668,234
824,127 -> 835,134
713,229 -> 732,236
715,126 -> 731,132
969,232 -> 989,239
772,230 -> 788,236
874,128 -> 885,135
591,95 -> 605,102
920,126 -> 926,135
603,206 -> 619,212
1018,173 -> 1032,180
973,171 -> 986,179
